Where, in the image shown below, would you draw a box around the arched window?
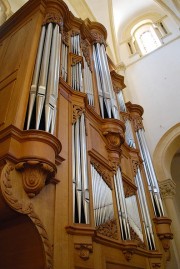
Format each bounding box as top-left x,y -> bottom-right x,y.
134,23 -> 161,55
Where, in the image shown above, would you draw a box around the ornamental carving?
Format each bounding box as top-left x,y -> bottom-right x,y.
152,263 -> 161,269
1,163 -> 53,269
123,181 -> 136,198
159,179 -> 176,199
74,244 -> 93,260
103,131 -> 124,151
91,31 -> 106,45
43,12 -> 63,29
158,234 -> 173,251
132,159 -> 139,177
96,219 -> 118,240
72,105 -> 85,124
91,159 -> 112,189
122,250 -> 134,262
121,112 -> 131,123
132,116 -> 144,132
15,161 -> 56,198
129,226 -> 146,250
81,39 -> 91,69
62,31 -> 69,45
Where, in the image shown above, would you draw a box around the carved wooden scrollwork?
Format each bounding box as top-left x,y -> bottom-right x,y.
62,31 -> 69,45
91,158 -> 112,189
96,219 -> 118,240
132,159 -> 139,177
72,105 -> 85,124
132,116 -> 144,132
1,163 -> 53,269
123,181 -> 136,198
15,160 -> 56,198
129,226 -> 146,250
90,31 -> 106,45
74,244 -> 93,260
81,39 -> 91,69
43,12 -> 63,29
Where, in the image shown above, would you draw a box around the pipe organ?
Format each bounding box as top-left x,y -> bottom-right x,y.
0,1 -> 173,269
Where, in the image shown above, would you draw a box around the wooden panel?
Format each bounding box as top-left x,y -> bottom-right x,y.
0,20 -> 32,81
106,262 -> 145,269
0,71 -> 17,126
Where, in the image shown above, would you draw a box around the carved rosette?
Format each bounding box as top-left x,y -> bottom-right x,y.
81,39 -> 91,69
0,163 -> 53,269
74,244 -> 93,260
159,179 -> 176,199
122,250 -> 134,262
15,161 -> 56,198
96,219 -> 118,240
72,105 -> 85,124
91,158 -> 112,189
43,12 -> 63,30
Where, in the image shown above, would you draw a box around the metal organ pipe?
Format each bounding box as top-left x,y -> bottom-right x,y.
114,168 -> 131,240
91,165 -> 114,227
135,168 -> 156,250
72,114 -> 90,224
136,129 -> 164,217
27,23 -> 61,133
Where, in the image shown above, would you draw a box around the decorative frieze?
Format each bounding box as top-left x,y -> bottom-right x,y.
159,179 -> 176,199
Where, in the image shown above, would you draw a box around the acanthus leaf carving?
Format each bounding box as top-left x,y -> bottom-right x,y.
90,31 -> 106,45
15,160 -> 56,198
96,219 -> 118,240
43,12 -> 63,30
74,244 -> 93,261
123,181 -> 136,198
72,105 -> 85,124
1,163 -> 53,269
159,179 -> 176,199
62,31 -> 69,45
132,159 -> 139,177
132,116 -> 144,132
81,39 -> 92,70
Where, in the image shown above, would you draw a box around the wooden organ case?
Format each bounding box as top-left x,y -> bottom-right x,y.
0,0 -> 173,269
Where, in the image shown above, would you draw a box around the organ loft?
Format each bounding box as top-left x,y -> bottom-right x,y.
0,0 -> 173,268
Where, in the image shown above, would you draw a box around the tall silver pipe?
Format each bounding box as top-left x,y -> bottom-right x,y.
45,25 -> 60,133
27,26 -> 46,130
74,118 -> 82,223
36,23 -> 53,130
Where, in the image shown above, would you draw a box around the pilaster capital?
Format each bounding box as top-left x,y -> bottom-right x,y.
159,179 -> 176,199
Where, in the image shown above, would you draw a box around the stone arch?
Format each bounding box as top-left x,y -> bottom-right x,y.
153,123 -> 180,182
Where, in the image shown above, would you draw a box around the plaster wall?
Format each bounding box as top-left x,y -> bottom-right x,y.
124,36 -> 180,155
